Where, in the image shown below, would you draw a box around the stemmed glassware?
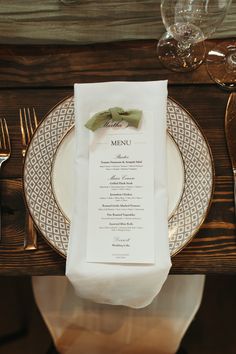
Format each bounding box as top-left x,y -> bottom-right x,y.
157,0 -> 232,75
207,39 -> 236,91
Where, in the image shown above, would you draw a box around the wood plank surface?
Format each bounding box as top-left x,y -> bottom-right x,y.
0,0 -> 235,44
0,50 -> 235,274
1,179 -> 65,275
0,39 -> 231,89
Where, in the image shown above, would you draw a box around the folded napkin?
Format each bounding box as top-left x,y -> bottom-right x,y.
66,81 -> 171,308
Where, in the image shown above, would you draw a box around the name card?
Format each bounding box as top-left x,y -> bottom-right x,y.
86,111 -> 155,263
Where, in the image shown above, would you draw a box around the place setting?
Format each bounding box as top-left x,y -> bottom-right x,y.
17,78 -> 213,308
0,2 -> 234,266
0,0 -> 233,313
23,92 -> 214,258
1,1 -> 236,354
22,0 -> 235,276
20,0 -> 236,310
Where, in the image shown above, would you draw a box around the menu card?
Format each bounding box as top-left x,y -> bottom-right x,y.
66,81 -> 171,309
86,111 -> 155,264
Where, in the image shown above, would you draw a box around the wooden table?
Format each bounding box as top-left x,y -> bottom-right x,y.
0,1 -> 235,44
0,39 -> 235,275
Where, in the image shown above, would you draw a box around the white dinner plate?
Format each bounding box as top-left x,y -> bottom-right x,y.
24,96 -> 214,257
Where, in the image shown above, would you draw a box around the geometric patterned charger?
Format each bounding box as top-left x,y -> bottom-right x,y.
23,96 -> 214,257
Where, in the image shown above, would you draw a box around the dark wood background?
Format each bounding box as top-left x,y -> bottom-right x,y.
0,39 -> 235,275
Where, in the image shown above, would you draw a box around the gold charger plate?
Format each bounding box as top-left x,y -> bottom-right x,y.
23,96 -> 214,257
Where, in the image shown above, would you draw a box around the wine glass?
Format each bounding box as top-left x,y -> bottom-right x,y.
157,0 -> 232,73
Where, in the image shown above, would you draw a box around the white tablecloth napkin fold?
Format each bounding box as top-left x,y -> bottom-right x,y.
66,81 -> 171,308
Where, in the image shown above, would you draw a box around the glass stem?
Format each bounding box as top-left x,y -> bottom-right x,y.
226,52 -> 236,72
177,41 -> 192,57
176,41 -> 194,68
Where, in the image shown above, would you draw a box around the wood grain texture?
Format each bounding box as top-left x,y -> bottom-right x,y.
0,39 -> 230,89
0,179 -> 65,275
0,40 -> 235,275
0,0 -> 235,44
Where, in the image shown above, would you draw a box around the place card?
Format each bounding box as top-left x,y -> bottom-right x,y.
86,111 -> 155,264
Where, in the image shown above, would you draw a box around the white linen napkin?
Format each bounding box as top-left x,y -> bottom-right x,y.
66,81 -> 172,308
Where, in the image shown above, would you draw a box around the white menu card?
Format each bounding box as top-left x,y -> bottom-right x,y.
86,111 -> 155,263
66,81 -> 171,309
